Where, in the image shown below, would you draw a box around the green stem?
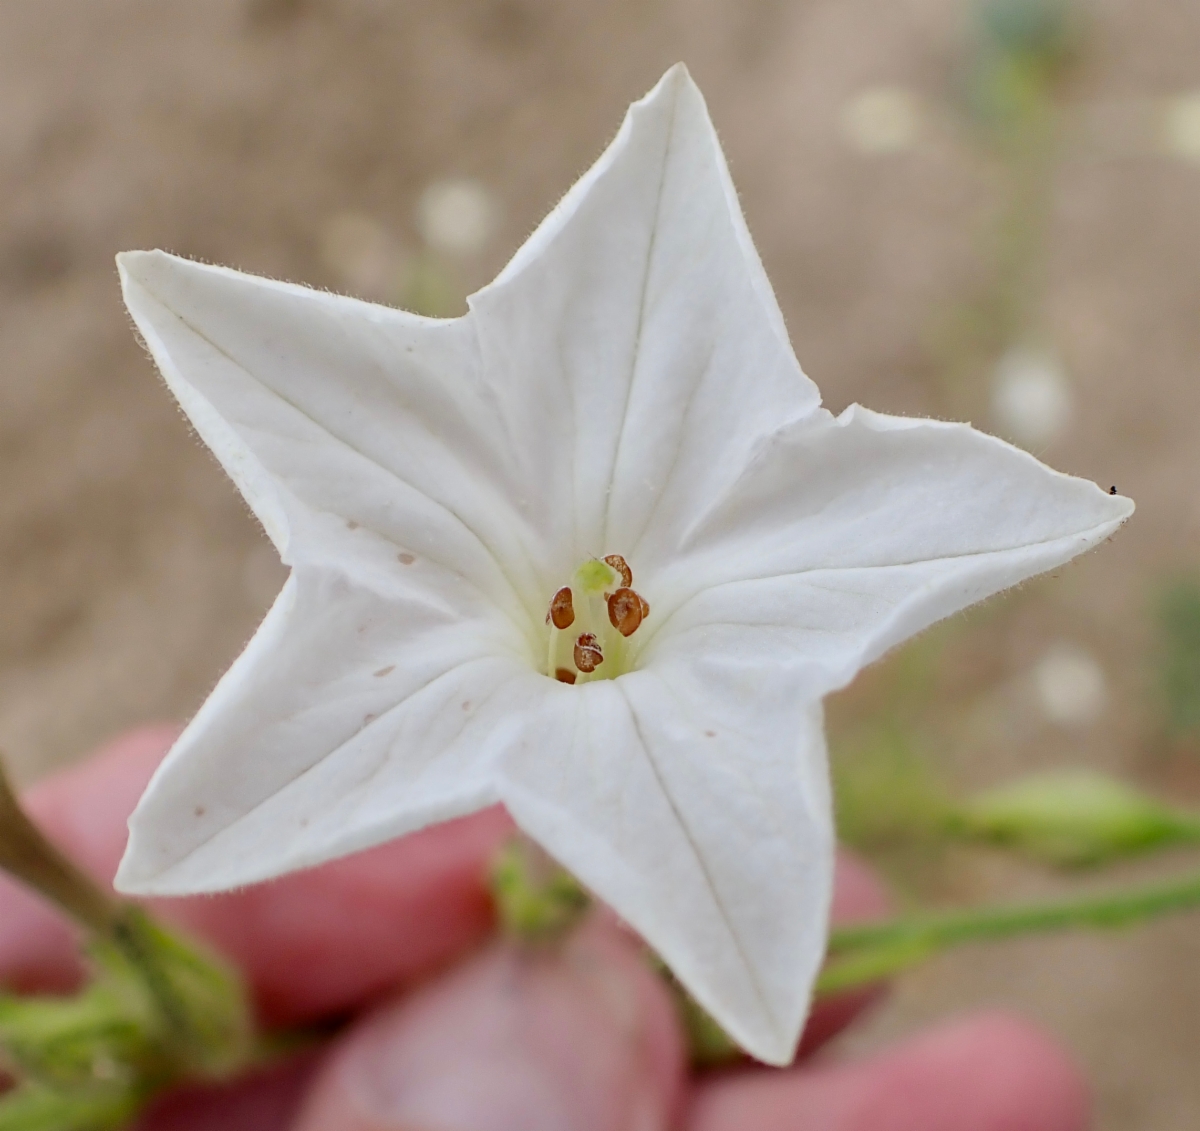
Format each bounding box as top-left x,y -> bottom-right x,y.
819,867 -> 1200,994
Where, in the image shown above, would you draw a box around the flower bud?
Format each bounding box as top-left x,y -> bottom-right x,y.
954,770 -> 1200,867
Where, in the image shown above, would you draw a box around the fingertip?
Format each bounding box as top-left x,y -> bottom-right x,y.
293,918 -> 686,1131
689,1010 -> 1088,1131
935,1011 -> 1090,1129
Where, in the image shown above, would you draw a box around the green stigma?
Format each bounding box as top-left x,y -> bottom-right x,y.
574,559 -> 617,595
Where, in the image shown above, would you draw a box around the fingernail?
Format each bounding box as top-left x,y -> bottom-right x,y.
294,919 -> 684,1131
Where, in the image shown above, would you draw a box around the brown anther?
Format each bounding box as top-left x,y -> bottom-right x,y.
638,594 -> 650,619
604,554 -> 633,589
547,586 -> 575,630
555,667 -> 577,685
607,587 -> 645,637
574,633 -> 604,673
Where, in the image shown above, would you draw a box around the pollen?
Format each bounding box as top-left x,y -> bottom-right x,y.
607,587 -> 645,637
574,633 -> 604,673
604,554 -> 633,589
548,586 -> 575,630
555,667 -> 577,685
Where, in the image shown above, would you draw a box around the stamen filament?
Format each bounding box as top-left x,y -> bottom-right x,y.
546,625 -> 559,682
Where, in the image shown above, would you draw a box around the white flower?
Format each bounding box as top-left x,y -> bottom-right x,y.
839,87 -> 922,155
1163,91 -> 1200,163
1033,643 -> 1107,728
416,177 -> 498,257
112,65 -> 1131,1065
991,345 -> 1073,449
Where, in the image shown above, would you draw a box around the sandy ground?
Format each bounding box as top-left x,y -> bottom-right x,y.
2,1 -> 1199,1126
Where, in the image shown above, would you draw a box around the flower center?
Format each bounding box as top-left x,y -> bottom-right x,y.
543,554 -> 651,684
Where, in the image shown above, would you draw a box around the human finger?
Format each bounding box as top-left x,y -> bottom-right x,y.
291,914 -> 686,1131
687,1011 -> 1089,1131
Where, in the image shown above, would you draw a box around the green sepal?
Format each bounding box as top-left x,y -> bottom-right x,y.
0,907 -> 253,1104
0,984 -> 149,1094
0,1082 -> 144,1131
489,837 -> 591,942
93,906 -> 254,1082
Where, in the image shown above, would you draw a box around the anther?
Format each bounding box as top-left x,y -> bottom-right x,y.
638,593 -> 650,619
604,554 -> 633,589
555,667 -> 577,685
574,633 -> 604,673
607,587 -> 645,637
548,586 -> 575,630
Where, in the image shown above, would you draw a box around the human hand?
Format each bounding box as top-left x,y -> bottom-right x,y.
0,728 -> 1088,1131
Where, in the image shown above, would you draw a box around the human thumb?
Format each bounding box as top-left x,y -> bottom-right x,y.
292,915 -> 686,1131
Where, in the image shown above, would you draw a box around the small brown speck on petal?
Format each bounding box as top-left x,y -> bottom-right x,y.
347,520 -> 360,531
374,665 -> 395,678
574,633 -> 604,673
549,586 -> 575,630
705,730 -> 716,738
194,805 -> 206,818
398,552 -> 415,565
555,667 -> 577,684
604,554 -> 633,588
607,588 -> 643,637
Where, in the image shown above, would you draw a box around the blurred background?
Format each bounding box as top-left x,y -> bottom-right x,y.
1,0 -> 1198,1125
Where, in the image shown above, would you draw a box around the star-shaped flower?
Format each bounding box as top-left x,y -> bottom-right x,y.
113,65 -> 1132,1065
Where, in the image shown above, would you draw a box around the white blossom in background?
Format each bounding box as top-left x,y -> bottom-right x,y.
415,177 -> 497,256
1033,643 -> 1107,728
1162,91 -> 1200,163
991,345 -> 1074,450
839,86 -> 922,155
112,65 -> 1132,1065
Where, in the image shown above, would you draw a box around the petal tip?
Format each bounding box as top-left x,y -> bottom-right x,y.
112,847 -> 161,897
639,61 -> 704,119
116,247 -> 172,281
117,249 -> 197,307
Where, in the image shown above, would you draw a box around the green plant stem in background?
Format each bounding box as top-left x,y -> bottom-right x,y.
0,757 -> 119,937
820,867 -> 1200,994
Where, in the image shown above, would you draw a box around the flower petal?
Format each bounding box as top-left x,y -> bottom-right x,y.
641,405 -> 1133,694
118,250 -> 543,637
115,518 -> 542,894
468,64 -> 819,583
495,674 -> 832,1066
